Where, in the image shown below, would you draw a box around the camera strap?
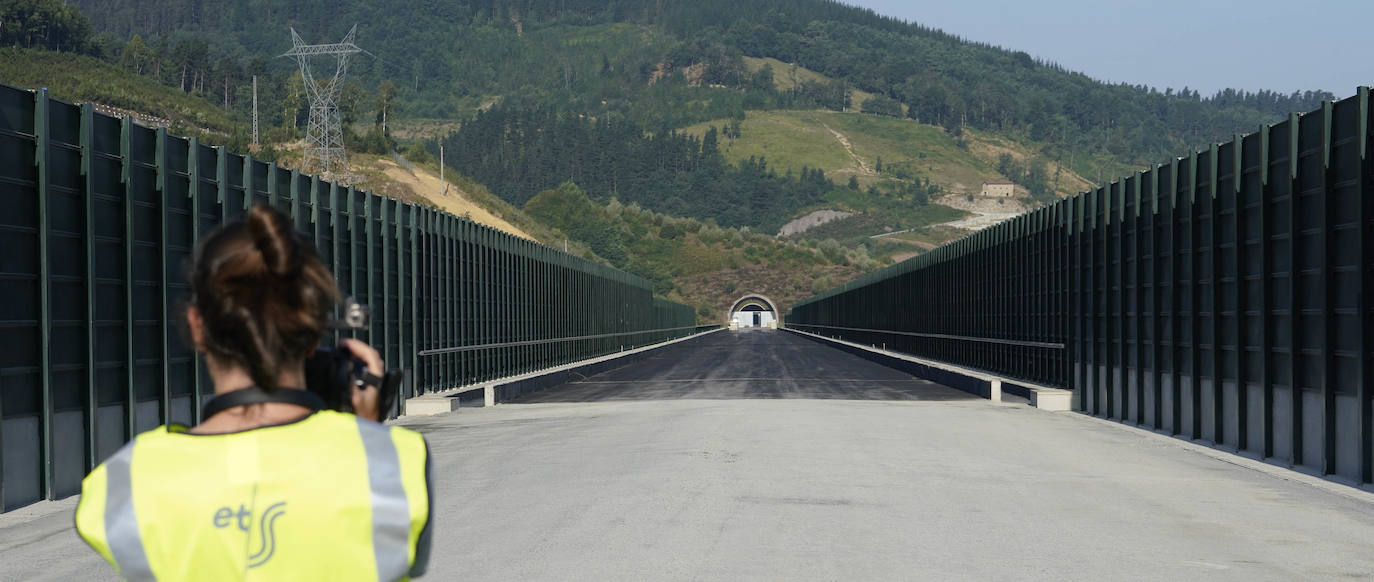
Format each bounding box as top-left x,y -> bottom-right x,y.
200,387 -> 326,421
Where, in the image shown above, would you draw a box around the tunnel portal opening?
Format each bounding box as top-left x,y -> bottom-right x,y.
727,295 -> 779,329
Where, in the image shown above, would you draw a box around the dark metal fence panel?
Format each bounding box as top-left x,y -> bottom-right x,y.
788,88 -> 1374,486
0,84 -> 701,511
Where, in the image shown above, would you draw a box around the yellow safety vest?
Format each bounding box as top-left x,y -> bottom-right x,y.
75,411 -> 431,581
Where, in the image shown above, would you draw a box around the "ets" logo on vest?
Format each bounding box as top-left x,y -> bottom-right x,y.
212,501 -> 287,568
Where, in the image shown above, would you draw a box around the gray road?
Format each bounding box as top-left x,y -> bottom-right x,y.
5,329 -> 1374,580
514,328 -> 973,403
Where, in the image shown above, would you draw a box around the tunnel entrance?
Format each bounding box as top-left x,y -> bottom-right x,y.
727,294 -> 779,329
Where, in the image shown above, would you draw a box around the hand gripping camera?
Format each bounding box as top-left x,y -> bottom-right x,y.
305,297 -> 404,417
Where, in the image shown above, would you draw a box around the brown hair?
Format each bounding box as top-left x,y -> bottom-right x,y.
189,204 -> 339,390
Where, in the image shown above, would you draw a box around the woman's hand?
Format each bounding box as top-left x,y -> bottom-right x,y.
340,338 -> 385,422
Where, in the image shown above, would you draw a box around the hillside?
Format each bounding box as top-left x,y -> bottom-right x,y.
20,0 -> 1347,315
521,183 -> 874,321
59,0 -> 1338,238
348,155 -> 535,240
684,110 -> 1093,198
0,42 -> 842,315
70,0 -> 1335,178
742,56 -> 885,114
0,47 -> 240,135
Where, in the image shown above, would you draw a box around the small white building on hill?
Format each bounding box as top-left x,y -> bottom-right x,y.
981,181 -> 1015,197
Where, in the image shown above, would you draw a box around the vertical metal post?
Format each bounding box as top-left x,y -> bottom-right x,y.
156,129 -> 170,430
1210,143 -> 1223,444
80,104 -> 98,471
1232,136 -> 1247,451
187,138 -> 202,422
267,164 -> 279,207
1359,87 -> 1372,485
1071,193 -> 1082,406
243,155 -> 255,211
1061,200 -> 1070,388
1259,126 -> 1273,459
1188,152 -> 1202,440
35,88 -> 54,500
309,172 -> 321,252
1112,181 -> 1124,419
1152,164 -> 1164,427
348,186 -> 359,331
1093,187 -> 1102,415
1288,112 -> 1304,467
1319,102 -> 1335,475
329,181 -> 341,305
380,198 -> 390,377
1134,173 -> 1146,424
1170,158 -> 1182,435
369,194 -> 378,349
216,147 -> 228,221
409,205 -> 419,405
121,116 -> 137,448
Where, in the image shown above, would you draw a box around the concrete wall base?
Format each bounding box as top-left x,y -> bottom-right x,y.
784,327 -> 1072,411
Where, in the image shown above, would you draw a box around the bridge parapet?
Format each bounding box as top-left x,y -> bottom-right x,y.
789,87 -> 1374,488
0,83 -> 703,512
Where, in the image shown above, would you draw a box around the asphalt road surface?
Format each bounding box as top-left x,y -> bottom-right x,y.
4,328 -> 1374,581
513,328 -> 973,403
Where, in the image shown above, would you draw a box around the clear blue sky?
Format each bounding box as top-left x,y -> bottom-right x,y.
842,0 -> 1372,98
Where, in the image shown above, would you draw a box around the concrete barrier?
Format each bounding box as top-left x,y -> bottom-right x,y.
783,327 -> 1072,411
404,328 -> 725,415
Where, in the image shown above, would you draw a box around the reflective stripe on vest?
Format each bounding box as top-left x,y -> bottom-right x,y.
104,445 -> 157,581
357,417 -> 413,581
77,412 -> 426,580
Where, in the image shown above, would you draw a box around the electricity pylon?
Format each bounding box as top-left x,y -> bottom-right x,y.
282,25 -> 360,178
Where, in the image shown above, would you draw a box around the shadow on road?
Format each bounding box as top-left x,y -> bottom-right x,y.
512,329 -> 977,403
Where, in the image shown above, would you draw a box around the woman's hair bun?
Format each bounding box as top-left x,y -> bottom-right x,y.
189,204 -> 339,391
246,203 -> 299,278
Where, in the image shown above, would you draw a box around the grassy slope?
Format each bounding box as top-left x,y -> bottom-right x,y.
683,110 -> 979,243
0,48 -> 239,133
683,60 -> 1098,249
686,110 -> 1091,198
742,56 -> 884,114
686,110 -> 982,189
697,59 -> 1096,192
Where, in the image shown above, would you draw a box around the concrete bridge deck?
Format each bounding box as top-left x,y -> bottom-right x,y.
4,329 -> 1374,580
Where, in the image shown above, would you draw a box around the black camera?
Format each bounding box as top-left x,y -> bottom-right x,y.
304,297 -> 403,418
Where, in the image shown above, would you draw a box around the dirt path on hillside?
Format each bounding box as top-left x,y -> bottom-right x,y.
929,193 -> 1026,232
374,159 -> 534,240
823,123 -> 874,176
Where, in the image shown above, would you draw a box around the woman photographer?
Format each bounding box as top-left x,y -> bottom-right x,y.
75,204 -> 431,581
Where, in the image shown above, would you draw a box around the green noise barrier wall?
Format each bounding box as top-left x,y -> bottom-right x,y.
789,88 -> 1374,487
0,84 -> 700,511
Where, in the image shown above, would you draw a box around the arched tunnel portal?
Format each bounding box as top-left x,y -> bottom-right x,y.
726,294 -> 780,329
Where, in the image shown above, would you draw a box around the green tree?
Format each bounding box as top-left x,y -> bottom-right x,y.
214,56 -> 240,108
281,71 -> 304,135
120,34 -> 152,75
339,81 -> 364,125
659,222 -> 682,239
750,63 -> 774,91
861,93 -> 902,118
375,80 -> 397,133
0,0 -> 93,53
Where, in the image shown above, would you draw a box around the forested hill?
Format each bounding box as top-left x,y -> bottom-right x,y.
71,0 -> 1333,174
